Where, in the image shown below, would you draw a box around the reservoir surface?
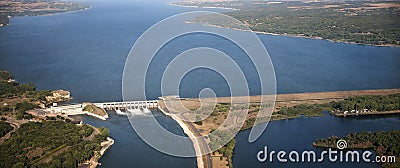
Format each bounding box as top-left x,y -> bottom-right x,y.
0,0 -> 399,167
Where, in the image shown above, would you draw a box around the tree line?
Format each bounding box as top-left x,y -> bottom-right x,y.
331,94 -> 400,112
275,94 -> 400,117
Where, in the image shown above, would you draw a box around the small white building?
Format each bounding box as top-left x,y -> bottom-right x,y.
49,104 -> 83,114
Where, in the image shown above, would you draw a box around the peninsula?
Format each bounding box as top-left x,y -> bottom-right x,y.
173,0 -> 400,46
158,88 -> 400,168
0,70 -> 113,168
0,0 -> 89,26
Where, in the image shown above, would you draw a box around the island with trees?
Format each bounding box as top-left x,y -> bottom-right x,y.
313,130 -> 400,168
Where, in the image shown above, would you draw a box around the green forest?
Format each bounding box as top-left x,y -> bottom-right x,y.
0,70 -> 111,168
331,94 -> 400,112
0,121 -> 109,168
187,1 -> 400,46
313,130 -> 400,167
275,94 -> 400,118
276,103 -> 333,117
0,70 -> 53,118
0,121 -> 12,137
0,70 -> 52,100
217,138 -> 235,168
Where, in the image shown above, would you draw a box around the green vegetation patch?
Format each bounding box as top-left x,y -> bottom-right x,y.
15,101 -> 37,120
188,1 -> 400,45
0,70 -> 52,101
0,121 -> 12,137
274,94 -> 400,119
0,71 -> 12,81
0,70 -> 54,118
332,94 -> 400,112
313,130 -> 400,168
83,105 -> 95,113
0,121 -> 109,168
241,94 -> 400,130
0,82 -> 35,98
217,138 -> 235,168
209,130 -> 236,168
211,104 -> 230,116
277,103 -> 333,117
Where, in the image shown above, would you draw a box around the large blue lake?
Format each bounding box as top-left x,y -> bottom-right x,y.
0,0 -> 399,167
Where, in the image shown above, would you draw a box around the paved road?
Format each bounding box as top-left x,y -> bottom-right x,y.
0,117 -> 28,143
183,116 -> 212,168
162,97 -> 212,168
0,122 -> 17,143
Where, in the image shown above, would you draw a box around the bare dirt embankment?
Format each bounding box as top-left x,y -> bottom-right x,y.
174,88 -> 400,111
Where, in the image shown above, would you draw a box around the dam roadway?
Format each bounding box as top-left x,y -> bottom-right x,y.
159,96 -> 213,168
182,115 -> 212,168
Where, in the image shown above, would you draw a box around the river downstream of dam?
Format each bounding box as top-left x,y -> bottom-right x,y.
0,0 -> 399,168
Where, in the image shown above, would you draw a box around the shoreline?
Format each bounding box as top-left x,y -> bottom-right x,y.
158,106 -> 205,168
81,124 -> 114,168
219,24 -> 399,47
252,30 -> 400,48
183,16 -> 399,48
82,136 -> 114,168
333,110 -> 400,117
85,111 -> 109,120
157,89 -> 399,168
0,6 -> 92,27
168,2 -> 239,11
199,88 -> 400,103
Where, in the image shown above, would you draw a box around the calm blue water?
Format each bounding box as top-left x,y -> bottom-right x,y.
0,0 -> 399,167
81,110 -> 196,168
234,113 -> 400,168
0,1 -> 398,102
